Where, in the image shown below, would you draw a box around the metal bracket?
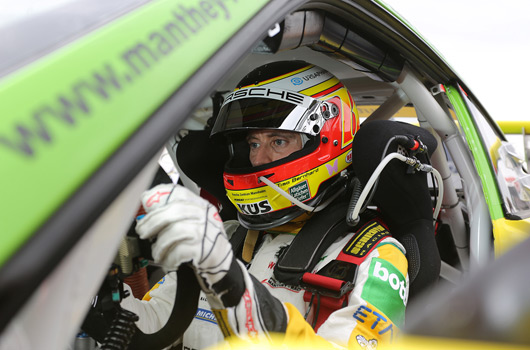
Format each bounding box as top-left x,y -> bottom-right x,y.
430,84 -> 446,96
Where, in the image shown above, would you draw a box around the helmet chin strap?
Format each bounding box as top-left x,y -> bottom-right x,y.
300,133 -> 310,147
258,176 -> 341,213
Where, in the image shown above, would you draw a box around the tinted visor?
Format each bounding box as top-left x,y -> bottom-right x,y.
210,87 -> 323,138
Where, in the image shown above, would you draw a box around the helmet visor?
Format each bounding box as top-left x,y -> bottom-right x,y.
211,87 -> 325,137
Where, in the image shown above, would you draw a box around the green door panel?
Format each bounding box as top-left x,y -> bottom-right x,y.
0,0 -> 269,267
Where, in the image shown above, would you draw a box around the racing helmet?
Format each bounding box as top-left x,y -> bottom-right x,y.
211,61 -> 360,230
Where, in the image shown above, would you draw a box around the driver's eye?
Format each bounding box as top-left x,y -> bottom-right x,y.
273,139 -> 286,147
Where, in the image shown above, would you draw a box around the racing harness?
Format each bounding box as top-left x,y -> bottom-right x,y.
230,200 -> 391,331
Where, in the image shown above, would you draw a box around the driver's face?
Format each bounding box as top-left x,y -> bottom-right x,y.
246,130 -> 303,167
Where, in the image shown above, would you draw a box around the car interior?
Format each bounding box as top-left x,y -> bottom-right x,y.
170,10 -> 490,284
126,7 -> 503,344
4,3 -> 530,349
97,9 -> 505,348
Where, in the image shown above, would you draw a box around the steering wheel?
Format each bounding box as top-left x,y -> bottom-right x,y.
128,264 -> 200,349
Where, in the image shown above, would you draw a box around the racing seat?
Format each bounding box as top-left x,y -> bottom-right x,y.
351,120 -> 441,299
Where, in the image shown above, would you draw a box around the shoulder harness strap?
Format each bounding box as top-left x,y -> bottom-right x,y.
301,217 -> 391,296
273,200 -> 353,286
301,217 -> 391,331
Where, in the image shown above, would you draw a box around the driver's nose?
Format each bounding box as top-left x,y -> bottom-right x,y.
250,146 -> 273,167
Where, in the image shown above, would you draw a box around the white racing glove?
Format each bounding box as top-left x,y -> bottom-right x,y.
135,184 -> 235,294
136,185 -> 288,340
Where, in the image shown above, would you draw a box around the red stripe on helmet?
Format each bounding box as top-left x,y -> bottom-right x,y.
311,82 -> 343,98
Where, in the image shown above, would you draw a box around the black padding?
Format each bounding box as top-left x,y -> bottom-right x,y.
400,233 -> 420,283
400,219 -> 441,297
176,130 -> 236,220
274,199 -> 352,286
352,120 -> 441,297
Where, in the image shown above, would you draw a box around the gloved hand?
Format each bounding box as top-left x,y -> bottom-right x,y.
135,184 -> 234,292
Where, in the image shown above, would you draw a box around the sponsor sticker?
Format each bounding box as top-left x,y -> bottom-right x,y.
361,258 -> 407,325
236,199 -> 272,215
291,77 -> 303,85
301,69 -> 330,82
262,277 -> 303,292
194,308 -> 217,324
342,221 -> 390,258
289,180 -> 311,202
352,303 -> 397,342
346,149 -> 352,163
325,158 -> 339,176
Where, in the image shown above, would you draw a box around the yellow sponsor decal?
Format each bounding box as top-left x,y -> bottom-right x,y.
344,222 -> 390,257
227,152 -> 350,214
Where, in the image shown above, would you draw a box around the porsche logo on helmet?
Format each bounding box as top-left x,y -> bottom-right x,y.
223,87 -> 307,106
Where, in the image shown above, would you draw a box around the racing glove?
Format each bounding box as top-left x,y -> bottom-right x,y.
135,184 -> 243,304
136,184 -> 288,343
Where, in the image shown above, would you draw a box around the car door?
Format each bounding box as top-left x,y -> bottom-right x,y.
0,0 -> 291,348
